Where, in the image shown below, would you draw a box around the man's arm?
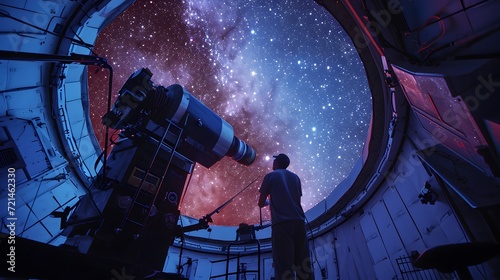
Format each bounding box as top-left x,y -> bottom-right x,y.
258,174 -> 271,208
258,191 -> 268,208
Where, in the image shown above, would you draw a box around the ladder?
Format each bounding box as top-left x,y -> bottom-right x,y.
117,118 -> 184,238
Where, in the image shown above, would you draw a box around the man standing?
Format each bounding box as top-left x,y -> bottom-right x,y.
258,154 -> 313,280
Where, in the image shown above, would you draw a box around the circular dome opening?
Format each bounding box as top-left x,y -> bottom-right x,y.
88,0 -> 371,226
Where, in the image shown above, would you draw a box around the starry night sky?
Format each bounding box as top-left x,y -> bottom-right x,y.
88,0 -> 371,226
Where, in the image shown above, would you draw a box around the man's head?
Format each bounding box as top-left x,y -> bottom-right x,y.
272,153 -> 290,170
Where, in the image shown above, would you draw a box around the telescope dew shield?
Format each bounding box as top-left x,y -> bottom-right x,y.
164,84 -> 256,168
228,136 -> 256,166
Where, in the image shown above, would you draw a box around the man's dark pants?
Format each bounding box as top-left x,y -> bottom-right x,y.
272,219 -> 314,280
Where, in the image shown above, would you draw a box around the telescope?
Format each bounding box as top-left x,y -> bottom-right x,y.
102,68 -> 255,167
61,68 -> 256,274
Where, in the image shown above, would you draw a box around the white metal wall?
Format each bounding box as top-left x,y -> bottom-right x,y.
315,138 -> 490,280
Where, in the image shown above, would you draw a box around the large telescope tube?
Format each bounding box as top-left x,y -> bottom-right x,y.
102,68 -> 256,168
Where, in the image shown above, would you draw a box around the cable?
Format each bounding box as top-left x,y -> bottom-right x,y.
101,65 -> 114,179
415,16 -> 446,61
81,63 -> 115,216
69,61 -> 115,218
0,9 -> 95,52
70,27 -> 100,56
93,129 -> 120,175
